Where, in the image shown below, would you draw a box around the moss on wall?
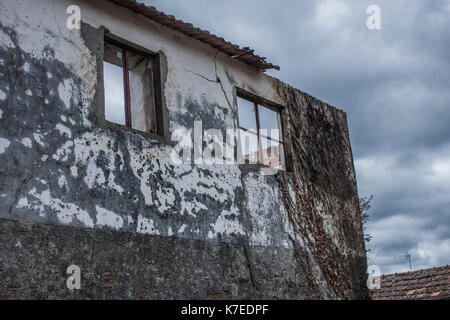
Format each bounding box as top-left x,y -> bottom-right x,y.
274,81 -> 369,300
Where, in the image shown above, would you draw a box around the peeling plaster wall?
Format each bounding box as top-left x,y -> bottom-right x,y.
0,0 -> 368,299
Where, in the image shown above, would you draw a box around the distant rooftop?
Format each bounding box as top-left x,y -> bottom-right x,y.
108,0 -> 280,72
370,265 -> 450,300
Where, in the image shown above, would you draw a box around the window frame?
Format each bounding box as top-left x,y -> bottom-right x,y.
236,90 -> 289,171
101,33 -> 168,140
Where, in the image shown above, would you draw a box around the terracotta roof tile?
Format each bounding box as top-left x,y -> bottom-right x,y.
431,291 -> 441,297
370,265 -> 450,300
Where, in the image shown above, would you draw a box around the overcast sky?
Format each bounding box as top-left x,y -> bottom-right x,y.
143,0 -> 450,274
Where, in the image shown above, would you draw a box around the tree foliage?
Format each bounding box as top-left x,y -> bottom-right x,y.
359,195 -> 373,243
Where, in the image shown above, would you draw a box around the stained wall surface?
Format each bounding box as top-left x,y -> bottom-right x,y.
0,0 -> 368,299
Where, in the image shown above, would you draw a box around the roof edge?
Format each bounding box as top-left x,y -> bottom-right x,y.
107,0 -> 280,72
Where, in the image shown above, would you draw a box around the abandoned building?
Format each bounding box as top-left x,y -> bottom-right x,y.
0,0 -> 369,299
370,265 -> 450,300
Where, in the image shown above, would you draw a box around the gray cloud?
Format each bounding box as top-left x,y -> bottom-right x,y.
144,0 -> 450,274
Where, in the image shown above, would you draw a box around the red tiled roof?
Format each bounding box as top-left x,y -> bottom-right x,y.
107,0 -> 280,72
370,265 -> 450,300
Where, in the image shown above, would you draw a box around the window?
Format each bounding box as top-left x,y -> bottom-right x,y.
237,95 -> 286,170
103,37 -> 161,135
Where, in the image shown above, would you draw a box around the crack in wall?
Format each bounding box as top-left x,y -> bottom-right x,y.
183,51 -> 235,116
184,68 -> 217,83
214,51 -> 235,115
182,51 -> 236,121
241,243 -> 257,289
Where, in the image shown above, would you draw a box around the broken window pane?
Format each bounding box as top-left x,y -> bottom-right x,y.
239,129 -> 259,164
128,50 -> 157,133
237,97 -> 257,132
260,137 -> 285,170
103,42 -> 125,126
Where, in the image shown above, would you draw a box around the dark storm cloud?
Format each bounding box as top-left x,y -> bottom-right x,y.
144,0 -> 450,274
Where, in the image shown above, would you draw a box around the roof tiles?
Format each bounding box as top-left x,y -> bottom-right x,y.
370,265 -> 450,300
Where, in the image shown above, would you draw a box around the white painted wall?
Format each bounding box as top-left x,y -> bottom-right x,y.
0,0 -> 295,249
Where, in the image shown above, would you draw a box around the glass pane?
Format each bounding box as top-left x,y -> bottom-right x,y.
237,97 -> 257,131
258,105 -> 282,141
104,42 -> 125,126
261,137 -> 285,170
103,61 -> 125,125
239,129 -> 259,164
128,51 -> 156,133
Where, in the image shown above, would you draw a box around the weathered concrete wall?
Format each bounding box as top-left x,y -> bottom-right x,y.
0,0 -> 368,299
0,219 -> 311,300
